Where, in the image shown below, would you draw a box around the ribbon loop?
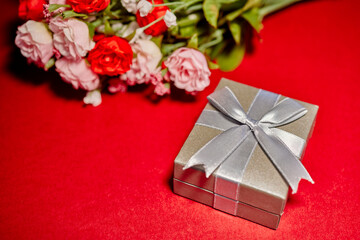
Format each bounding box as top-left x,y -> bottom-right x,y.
207,87 -> 247,124
260,98 -> 308,127
197,110 -> 239,131
183,125 -> 251,177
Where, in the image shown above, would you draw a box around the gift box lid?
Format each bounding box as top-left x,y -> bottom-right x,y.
174,78 -> 318,215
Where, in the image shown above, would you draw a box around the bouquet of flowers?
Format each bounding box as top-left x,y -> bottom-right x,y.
16,0 -> 302,106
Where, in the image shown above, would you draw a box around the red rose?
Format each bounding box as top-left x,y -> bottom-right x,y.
92,34 -> 106,42
136,0 -> 169,36
18,0 -> 46,21
67,0 -> 110,14
88,36 -> 133,76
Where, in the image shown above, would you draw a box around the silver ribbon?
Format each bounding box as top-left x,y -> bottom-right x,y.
183,87 -> 314,194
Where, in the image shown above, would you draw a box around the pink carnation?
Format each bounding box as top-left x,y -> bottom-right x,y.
154,82 -> 170,96
15,20 -> 54,67
164,47 -> 211,92
44,0 -> 70,21
55,58 -> 100,91
121,39 -> 162,85
108,78 -> 127,93
49,17 -> 95,60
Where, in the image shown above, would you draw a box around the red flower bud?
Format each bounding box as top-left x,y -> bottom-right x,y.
18,0 -> 46,21
136,0 -> 169,36
88,36 -> 133,76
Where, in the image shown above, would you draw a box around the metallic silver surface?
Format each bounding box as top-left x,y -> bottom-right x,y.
174,78 -> 318,218
173,179 -> 281,229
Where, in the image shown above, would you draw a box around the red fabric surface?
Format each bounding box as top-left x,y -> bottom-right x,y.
1,1 -> 359,239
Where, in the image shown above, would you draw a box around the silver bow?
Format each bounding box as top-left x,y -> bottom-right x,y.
183,87 -> 314,193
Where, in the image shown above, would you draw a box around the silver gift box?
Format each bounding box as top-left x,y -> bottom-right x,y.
173,78 -> 318,229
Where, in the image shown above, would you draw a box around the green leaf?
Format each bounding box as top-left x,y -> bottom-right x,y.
259,0 -> 302,18
104,19 -> 115,35
163,82 -> 170,89
62,10 -> 88,19
225,8 -> 243,22
209,41 -> 226,60
198,29 -> 224,52
123,30 -> 136,41
86,22 -> 95,38
161,68 -> 168,77
220,0 -> 246,11
207,59 -> 219,70
186,4 -> 203,14
203,0 -> 221,28
169,25 -> 179,36
104,3 -> 121,19
161,42 -> 186,56
216,44 -> 245,71
44,58 -> 55,71
187,34 -> 198,49
90,18 -> 102,28
223,0 -> 261,22
179,25 -> 196,38
177,13 -> 201,27
151,36 -> 163,49
228,21 -> 242,44
48,4 -> 71,13
242,8 -> 263,32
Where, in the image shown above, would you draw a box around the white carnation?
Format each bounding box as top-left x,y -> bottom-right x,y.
164,10 -> 177,28
83,90 -> 102,107
121,0 -> 137,14
137,0 -> 152,17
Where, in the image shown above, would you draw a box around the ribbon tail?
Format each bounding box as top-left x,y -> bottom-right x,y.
216,134 -> 257,183
183,125 -> 251,178
254,126 -> 314,194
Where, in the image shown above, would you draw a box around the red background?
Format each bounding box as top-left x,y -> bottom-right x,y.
1,0 -> 359,239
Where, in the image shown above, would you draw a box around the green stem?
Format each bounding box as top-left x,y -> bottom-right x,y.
48,4 -> 71,13
218,0 -> 261,26
129,16 -> 165,43
186,4 -> 203,14
172,0 -> 203,13
199,30 -> 223,52
153,2 -> 183,7
143,15 -> 165,30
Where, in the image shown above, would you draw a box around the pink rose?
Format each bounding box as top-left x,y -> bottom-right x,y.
121,39 -> 162,85
49,17 -> 95,60
55,58 -> 100,91
164,48 -> 211,92
15,20 -> 54,67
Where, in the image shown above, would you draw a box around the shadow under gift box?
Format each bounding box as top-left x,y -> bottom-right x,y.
173,78 -> 318,229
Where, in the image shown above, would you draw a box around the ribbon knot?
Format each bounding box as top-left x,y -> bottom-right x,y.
245,118 -> 257,130
183,87 -> 314,194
